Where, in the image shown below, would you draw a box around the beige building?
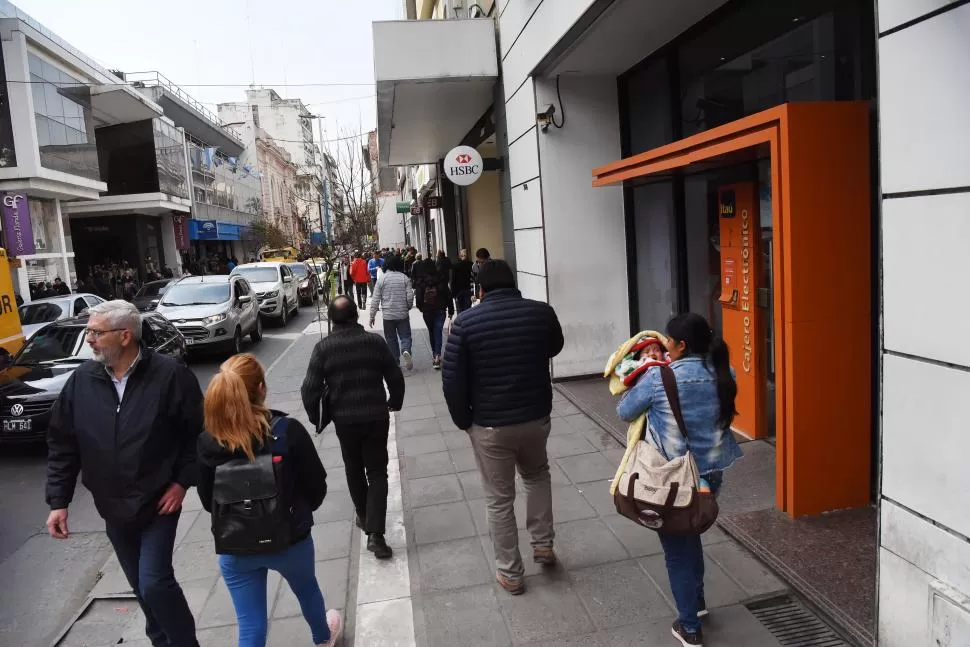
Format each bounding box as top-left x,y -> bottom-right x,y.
255,132 -> 302,247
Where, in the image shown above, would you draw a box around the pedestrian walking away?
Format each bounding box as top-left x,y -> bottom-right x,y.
469,247 -> 491,301
45,300 -> 204,647
369,255 -> 415,370
197,354 -> 342,647
415,259 -> 453,369
451,248 -> 474,314
442,260 -> 564,595
616,312 -> 743,647
367,251 -> 385,296
349,252 -> 370,309
302,296 -> 406,559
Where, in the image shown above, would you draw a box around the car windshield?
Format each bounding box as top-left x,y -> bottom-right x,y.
136,282 -> 170,298
160,283 -> 230,306
232,267 -> 279,283
17,325 -> 89,363
19,302 -> 64,324
287,264 -> 308,278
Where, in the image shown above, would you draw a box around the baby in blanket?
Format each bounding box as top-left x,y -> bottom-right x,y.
613,336 -> 668,386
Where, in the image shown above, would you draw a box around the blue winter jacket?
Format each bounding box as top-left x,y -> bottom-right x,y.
616,356 -> 742,475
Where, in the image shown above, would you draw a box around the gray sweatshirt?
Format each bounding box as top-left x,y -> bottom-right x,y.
370,271 -> 414,321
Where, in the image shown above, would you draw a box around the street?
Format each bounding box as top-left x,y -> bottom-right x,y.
0,308 -> 326,647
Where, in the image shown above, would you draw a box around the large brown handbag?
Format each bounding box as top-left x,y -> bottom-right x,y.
613,365 -> 719,535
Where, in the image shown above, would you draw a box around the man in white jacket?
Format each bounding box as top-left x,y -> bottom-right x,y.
369,255 -> 415,370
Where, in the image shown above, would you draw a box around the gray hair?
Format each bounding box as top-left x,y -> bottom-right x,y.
88,299 -> 142,342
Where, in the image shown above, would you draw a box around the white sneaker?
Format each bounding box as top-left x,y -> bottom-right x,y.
319,609 -> 342,647
402,350 -> 413,370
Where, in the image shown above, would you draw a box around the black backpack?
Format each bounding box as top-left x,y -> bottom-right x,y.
211,416 -> 292,555
422,282 -> 440,310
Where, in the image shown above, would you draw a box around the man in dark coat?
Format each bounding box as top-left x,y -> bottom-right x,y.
301,296 -> 405,559
46,300 -> 203,647
441,260 -> 564,595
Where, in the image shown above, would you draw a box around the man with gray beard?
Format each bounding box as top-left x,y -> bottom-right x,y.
45,300 -> 203,647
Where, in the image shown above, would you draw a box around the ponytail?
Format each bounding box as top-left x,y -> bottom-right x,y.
204,353 -> 271,460
708,337 -> 738,429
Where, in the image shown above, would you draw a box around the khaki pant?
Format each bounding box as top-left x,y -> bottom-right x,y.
468,416 -> 554,580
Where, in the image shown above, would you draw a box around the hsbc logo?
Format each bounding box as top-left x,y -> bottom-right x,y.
443,146 -> 483,187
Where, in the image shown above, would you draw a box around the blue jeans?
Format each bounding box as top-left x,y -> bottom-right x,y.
383,318 -> 412,362
105,511 -> 199,647
218,537 -> 330,647
423,310 -> 446,356
657,471 -> 723,633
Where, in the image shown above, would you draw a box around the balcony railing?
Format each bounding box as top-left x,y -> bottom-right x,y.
125,71 -> 243,141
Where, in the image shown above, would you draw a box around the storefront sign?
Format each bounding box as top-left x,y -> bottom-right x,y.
424,195 -> 442,209
172,214 -> 190,251
396,201 -> 411,214
410,203 -> 423,216
197,219 -> 218,240
442,146 -> 483,186
1,193 -> 34,256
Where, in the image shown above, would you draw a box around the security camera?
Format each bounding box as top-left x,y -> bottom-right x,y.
536,104 -> 556,132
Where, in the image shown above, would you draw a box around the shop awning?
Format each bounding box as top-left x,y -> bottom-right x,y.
373,19 -> 498,166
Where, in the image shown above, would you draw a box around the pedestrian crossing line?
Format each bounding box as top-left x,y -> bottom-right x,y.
353,415 -> 417,647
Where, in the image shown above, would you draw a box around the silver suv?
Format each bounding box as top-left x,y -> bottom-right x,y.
154,275 -> 262,356
230,262 -> 300,326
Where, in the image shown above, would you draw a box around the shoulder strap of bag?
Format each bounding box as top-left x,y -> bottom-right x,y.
659,365 -> 689,440
268,415 -> 288,453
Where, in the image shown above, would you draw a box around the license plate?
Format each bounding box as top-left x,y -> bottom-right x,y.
2,418 -> 31,432
184,338 -> 194,345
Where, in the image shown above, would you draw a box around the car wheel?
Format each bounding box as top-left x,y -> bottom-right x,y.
250,315 -> 263,343
280,300 -> 289,327
231,327 -> 243,356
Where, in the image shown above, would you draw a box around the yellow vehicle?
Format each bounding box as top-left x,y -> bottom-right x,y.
0,248 -> 24,355
258,246 -> 300,262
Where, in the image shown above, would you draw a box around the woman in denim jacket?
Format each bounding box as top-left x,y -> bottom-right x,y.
617,312 -> 742,647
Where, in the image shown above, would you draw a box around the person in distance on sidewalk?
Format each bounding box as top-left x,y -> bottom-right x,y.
369,254 -> 415,370
302,296 -> 405,559
197,354 -> 342,647
349,252 -> 370,310
413,258 -> 453,370
45,300 -> 203,647
442,260 -> 564,595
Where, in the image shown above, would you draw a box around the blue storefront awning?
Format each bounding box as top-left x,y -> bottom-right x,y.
189,219 -> 248,241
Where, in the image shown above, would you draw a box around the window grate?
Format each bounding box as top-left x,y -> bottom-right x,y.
747,596 -> 850,647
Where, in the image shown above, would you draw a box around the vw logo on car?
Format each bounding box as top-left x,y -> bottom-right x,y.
9,403 -> 23,416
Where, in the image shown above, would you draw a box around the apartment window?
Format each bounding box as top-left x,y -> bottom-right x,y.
252,105 -> 260,128
153,119 -> 189,198
28,52 -> 99,180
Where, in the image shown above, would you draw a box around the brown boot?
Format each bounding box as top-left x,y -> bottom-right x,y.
496,572 -> 525,595
533,546 -> 557,566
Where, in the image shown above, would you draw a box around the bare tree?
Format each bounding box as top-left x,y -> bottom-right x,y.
249,219 -> 289,250
322,128 -> 381,250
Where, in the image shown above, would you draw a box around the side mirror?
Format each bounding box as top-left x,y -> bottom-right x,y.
238,295 -> 253,304
283,276 -> 293,283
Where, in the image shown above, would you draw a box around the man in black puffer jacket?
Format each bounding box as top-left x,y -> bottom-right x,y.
301,296 -> 404,559
442,260 -> 563,595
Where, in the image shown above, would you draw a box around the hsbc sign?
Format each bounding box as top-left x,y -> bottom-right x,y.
442,145 -> 483,186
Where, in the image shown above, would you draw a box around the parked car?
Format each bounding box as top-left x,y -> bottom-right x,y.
154,275 -> 262,355
0,312 -> 186,443
286,262 -> 319,307
18,293 -> 106,340
132,278 -> 178,312
230,262 -> 300,326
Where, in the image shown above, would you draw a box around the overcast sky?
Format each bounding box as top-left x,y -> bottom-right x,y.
12,0 -> 401,142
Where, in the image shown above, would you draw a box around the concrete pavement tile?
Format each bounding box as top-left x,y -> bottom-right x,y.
570,560 -> 673,629
695,603 -> 784,645
267,615 -> 316,644
357,550 -> 411,604
703,541 -> 787,597
384,509 -> 407,548
173,540 -> 221,581
388,457 -> 402,483
412,501 -> 476,545
601,514 -> 664,558
580,426 -> 625,452
387,484 -> 403,512
194,626 -> 237,646
428,388 -> 447,404
639,553 -> 748,610
422,584 -> 511,647
551,518 -> 630,570
549,484 -> 599,523
431,402 -> 451,418
183,576 -> 218,620
598,617 -> 675,646
398,433 -> 447,456
182,487 -> 204,512
321,450 -> 345,469
602,448 -> 626,465
398,404 -> 436,421
397,418 -> 440,438
561,413 -> 603,433
468,497 -> 490,535
552,401 -> 581,417
550,416 -> 579,436
577,479 -> 620,517
408,473 -> 464,508
402,391 -> 433,408
182,509 -> 212,544
199,571 -> 280,628
442,428 -> 471,449
457,469 -> 487,500
273,557 -> 348,618
546,432 -> 598,458
449,447 -> 478,471
310,520 -> 352,560
91,559 -> 132,596
356,597 -> 416,647
325,469 -> 350,491
403,451 -> 455,479
318,430 -> 341,450
176,510 -> 201,546
417,537 -> 491,594
497,577 -> 594,643
702,524 -> 731,546
437,416 -> 461,432
312,490 -> 356,523
557,453 -> 617,483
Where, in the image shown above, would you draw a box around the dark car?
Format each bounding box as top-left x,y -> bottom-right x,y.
132,279 -> 177,312
286,262 -> 320,307
0,312 -> 187,443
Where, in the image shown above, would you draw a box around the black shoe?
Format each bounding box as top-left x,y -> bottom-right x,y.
367,533 -> 393,559
671,621 -> 703,646
432,356 -> 441,370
